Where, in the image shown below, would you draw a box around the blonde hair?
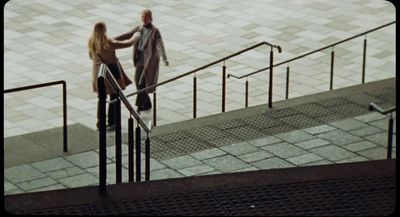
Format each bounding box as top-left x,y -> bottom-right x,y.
88,22 -> 108,59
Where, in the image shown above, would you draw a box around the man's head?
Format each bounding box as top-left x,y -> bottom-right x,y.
141,9 -> 152,25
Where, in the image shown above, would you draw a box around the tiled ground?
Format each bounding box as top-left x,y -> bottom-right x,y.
3,0 -> 396,197
4,0 -> 396,136
4,112 -> 396,195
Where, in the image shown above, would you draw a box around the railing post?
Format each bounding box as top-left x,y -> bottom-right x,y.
222,62 -> 226,112
387,114 -> 394,159
128,117 -> 134,182
268,48 -> 273,108
193,73 -> 197,118
245,78 -> 249,108
286,66 -> 290,100
153,92 -> 157,127
330,48 -> 335,90
135,124 -> 141,182
361,37 -> 367,84
145,134 -> 150,181
115,97 -> 122,184
97,76 -> 107,194
62,81 -> 68,152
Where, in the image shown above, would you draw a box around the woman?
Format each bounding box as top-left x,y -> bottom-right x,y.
88,22 -> 141,130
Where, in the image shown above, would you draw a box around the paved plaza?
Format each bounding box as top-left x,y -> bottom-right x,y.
3,0 -> 396,198
4,0 -> 395,135
4,79 -> 396,195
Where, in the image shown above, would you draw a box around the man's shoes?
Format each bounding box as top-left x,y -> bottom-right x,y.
106,124 -> 115,131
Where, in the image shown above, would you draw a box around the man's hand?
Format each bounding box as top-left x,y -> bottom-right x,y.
164,60 -> 169,66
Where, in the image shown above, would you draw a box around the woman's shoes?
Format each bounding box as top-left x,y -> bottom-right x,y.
96,124 -> 116,131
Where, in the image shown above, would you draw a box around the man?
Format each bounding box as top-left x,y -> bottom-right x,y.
115,9 -> 169,112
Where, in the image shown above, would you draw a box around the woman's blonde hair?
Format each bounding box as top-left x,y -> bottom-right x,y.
88,22 -> 108,59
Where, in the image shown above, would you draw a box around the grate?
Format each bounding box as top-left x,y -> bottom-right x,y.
260,125 -> 294,136
213,186 -> 276,205
293,103 -> 338,118
345,93 -> 384,107
278,114 -> 324,129
264,107 -> 301,118
18,205 -> 92,215
316,112 -> 351,123
240,114 -> 282,129
155,131 -> 192,143
168,137 -> 214,154
89,199 -> 160,215
224,200 -> 292,216
225,126 -> 266,140
328,176 -> 395,194
344,190 -> 395,216
149,139 -> 187,160
330,103 -> 369,117
151,192 -> 227,216
365,87 -> 396,102
270,182 -> 352,213
213,119 -> 248,130
208,136 -> 244,147
316,97 -> 352,107
185,126 -> 229,140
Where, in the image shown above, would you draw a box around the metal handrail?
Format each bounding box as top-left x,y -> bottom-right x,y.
4,80 -> 68,152
126,41 -> 281,97
228,21 -> 395,79
368,102 -> 396,160
369,103 -> 396,115
99,64 -> 150,133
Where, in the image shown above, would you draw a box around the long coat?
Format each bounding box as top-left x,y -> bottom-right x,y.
90,38 -> 139,95
115,24 -> 167,93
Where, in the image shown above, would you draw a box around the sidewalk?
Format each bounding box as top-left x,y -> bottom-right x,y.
4,0 -> 395,136
4,79 -> 396,195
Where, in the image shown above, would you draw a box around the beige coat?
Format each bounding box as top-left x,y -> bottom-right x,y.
90,35 -> 140,95
115,24 -> 167,93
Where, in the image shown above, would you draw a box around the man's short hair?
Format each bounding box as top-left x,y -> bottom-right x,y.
142,9 -> 153,21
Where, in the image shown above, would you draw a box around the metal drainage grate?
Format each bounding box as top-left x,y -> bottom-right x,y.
345,93 -> 384,107
315,112 -> 350,123
265,107 -> 301,118
168,136 -> 214,154
213,119 -> 248,130
344,190 -> 395,216
225,126 -> 266,140
293,103 -> 338,118
260,125 -> 294,136
185,126 -> 229,140
330,103 -> 369,117
316,97 -> 352,107
151,192 -> 227,216
19,205 -> 92,215
240,114 -> 282,129
208,136 -> 244,147
278,114 -> 324,129
154,130 -> 192,143
89,199 -> 160,215
328,176 -> 395,194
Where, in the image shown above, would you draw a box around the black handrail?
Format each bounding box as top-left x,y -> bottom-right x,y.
100,64 -> 150,132
126,41 -> 281,98
229,21 -> 395,79
97,64 -> 151,194
368,103 -> 396,115
368,103 -> 396,160
4,80 -> 68,152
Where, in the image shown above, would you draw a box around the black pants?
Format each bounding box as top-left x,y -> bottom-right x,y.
97,63 -> 120,128
135,53 -> 151,109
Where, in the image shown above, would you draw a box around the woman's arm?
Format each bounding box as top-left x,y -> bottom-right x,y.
109,32 -> 141,49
